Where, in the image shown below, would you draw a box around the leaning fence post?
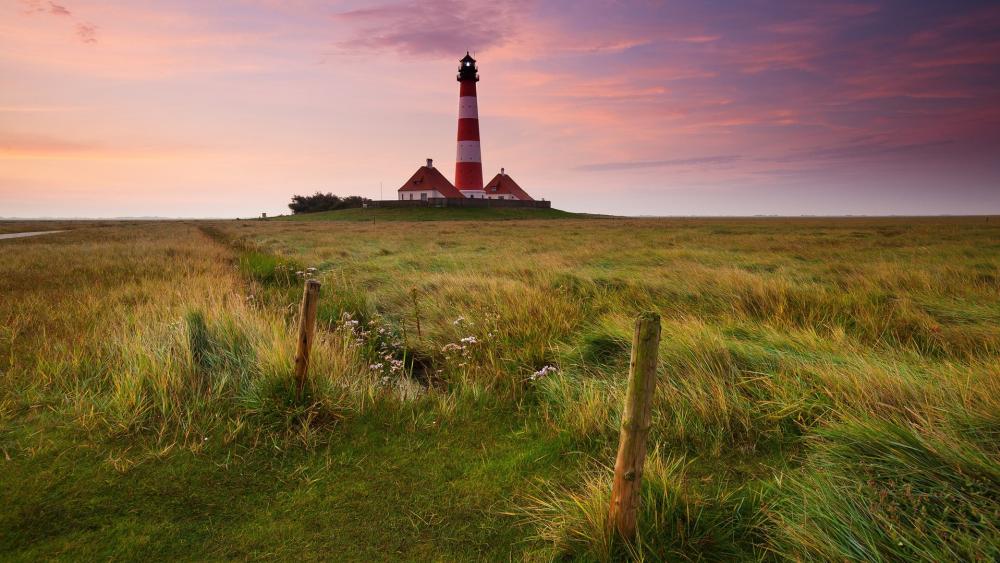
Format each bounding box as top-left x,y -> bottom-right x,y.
294,279 -> 321,400
608,311 -> 661,541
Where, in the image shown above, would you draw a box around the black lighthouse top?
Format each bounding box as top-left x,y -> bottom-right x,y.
457,52 -> 479,82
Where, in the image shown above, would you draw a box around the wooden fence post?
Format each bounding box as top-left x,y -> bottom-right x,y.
294,279 -> 321,400
410,287 -> 422,338
608,311 -> 661,541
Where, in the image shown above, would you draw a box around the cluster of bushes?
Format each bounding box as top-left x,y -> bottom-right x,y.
288,192 -> 370,214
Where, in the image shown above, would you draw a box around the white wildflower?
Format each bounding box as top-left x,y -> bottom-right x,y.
530,365 -> 558,381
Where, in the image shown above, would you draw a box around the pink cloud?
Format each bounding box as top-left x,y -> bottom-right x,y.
75,22 -> 96,43
49,2 -> 70,16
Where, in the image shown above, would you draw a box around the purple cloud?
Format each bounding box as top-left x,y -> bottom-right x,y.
49,2 -> 70,16
332,0 -> 530,56
576,155 -> 741,172
20,0 -> 70,16
772,138 -> 956,164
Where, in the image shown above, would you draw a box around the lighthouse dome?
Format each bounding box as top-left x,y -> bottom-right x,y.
457,52 -> 479,82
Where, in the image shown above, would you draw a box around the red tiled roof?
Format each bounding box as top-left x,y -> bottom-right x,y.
483,173 -> 534,201
398,166 -> 465,198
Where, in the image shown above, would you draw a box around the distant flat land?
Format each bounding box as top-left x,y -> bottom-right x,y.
273,206 -> 586,222
2,216 -> 998,561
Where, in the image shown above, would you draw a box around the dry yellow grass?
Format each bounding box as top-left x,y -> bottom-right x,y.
1,222 -> 379,448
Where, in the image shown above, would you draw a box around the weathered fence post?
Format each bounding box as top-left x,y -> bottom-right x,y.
608,311 -> 661,541
294,279 -> 321,400
410,287 -> 422,338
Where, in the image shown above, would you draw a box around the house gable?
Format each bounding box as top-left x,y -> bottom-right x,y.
397,162 -> 465,199
483,172 -> 534,201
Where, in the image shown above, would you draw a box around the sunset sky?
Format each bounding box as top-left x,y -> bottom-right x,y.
2,0 -> 998,217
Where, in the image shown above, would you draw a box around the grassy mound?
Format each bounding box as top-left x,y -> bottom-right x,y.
275,206 -> 585,222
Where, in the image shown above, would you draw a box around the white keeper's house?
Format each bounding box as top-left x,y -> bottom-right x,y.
397,159 -> 466,201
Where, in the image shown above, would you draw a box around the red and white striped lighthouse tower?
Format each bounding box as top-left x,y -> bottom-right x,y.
455,52 -> 485,197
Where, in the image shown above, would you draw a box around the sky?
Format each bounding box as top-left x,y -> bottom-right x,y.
1,0 -> 998,217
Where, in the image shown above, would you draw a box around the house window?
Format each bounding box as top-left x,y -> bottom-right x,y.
499,196 -> 504,200
421,192 -> 427,201
409,193 -> 413,200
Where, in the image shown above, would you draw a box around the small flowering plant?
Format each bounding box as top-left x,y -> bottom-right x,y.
436,313 -> 504,377
529,365 -> 558,382
439,325 -> 484,372
295,266 -> 320,279
334,311 -> 410,385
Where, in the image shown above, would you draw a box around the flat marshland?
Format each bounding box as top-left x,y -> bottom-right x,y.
1,215 -> 998,561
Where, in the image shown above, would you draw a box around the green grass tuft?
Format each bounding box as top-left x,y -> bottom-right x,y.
237,250 -> 301,287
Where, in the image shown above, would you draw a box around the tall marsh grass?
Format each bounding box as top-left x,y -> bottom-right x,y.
522,449 -> 758,561
219,216 -> 998,559
3,217 -> 997,559
1,223 -> 384,448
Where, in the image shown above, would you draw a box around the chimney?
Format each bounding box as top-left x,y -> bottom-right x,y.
501,167 -> 505,176
426,158 -> 433,168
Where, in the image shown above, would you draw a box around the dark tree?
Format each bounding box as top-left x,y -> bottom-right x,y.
288,192 -> 371,214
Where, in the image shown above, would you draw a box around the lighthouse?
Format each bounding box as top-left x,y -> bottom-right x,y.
455,52 -> 485,197
396,53 -> 541,204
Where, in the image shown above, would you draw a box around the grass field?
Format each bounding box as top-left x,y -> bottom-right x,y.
2,216 -> 998,561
